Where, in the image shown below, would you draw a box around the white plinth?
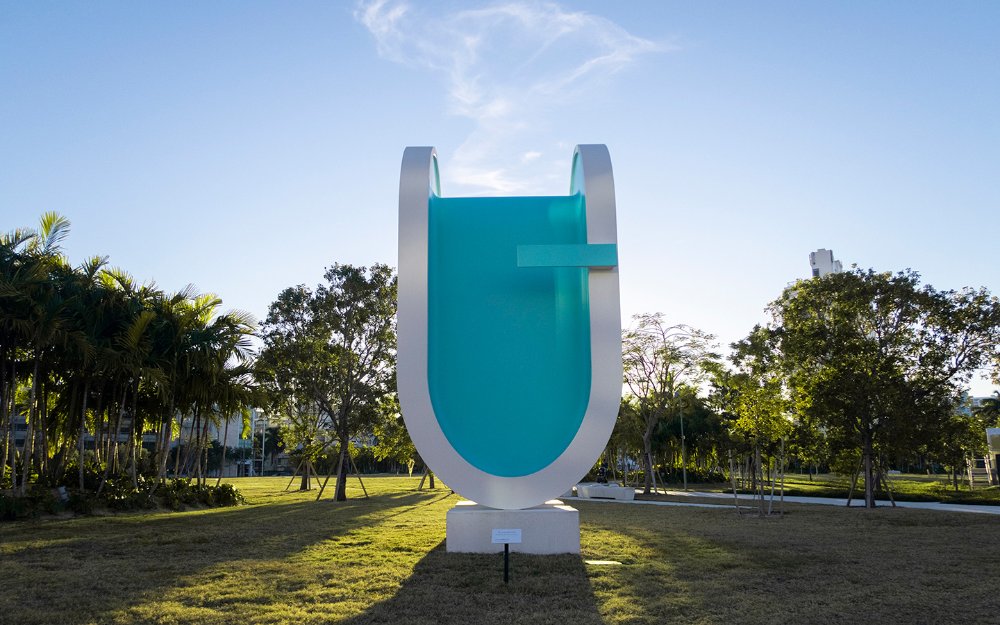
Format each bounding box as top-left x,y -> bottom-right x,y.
446,499 -> 580,554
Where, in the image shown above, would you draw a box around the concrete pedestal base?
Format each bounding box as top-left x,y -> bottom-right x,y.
446,500 -> 580,554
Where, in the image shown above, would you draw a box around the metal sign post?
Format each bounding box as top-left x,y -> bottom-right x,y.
491,529 -> 522,583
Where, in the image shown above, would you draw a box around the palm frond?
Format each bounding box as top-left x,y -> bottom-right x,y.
35,211 -> 71,255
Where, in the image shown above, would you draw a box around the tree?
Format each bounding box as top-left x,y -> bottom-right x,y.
606,397 -> 647,485
763,268 -> 1000,508
257,264 -> 396,501
621,313 -> 718,494
974,391 -> 1000,426
371,393 -> 415,474
254,285 -> 335,490
934,408 -> 988,491
1,213 -> 257,500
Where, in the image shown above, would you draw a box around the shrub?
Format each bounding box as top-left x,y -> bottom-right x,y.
68,491 -> 95,515
2,475 -> 245,522
0,494 -> 29,521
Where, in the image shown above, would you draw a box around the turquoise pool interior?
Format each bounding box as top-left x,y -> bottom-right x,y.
427,193 -> 592,477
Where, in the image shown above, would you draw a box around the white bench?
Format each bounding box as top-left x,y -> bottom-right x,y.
576,483 -> 636,501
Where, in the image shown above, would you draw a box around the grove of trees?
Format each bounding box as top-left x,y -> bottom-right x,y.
614,268 -> 1000,509
2,214 -> 257,511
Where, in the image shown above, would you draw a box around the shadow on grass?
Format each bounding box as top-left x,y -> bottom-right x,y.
0,490 -> 449,625
578,501 -> 1000,625
339,540 -> 605,625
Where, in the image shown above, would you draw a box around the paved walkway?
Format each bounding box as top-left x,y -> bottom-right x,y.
565,488 -> 1000,516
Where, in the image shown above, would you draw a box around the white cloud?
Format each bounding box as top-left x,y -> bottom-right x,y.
356,1 -> 664,194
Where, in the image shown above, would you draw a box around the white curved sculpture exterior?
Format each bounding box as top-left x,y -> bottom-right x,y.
397,145 -> 622,510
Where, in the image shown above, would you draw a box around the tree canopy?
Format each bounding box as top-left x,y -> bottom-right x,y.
620,313 -> 719,493
256,264 -> 396,501
1,213 -> 257,504
759,268 -> 1000,506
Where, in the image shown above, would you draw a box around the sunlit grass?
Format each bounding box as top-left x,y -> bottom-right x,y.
1,477 -> 998,624
675,472 -> 1000,504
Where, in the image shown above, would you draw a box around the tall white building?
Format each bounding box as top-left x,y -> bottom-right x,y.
809,249 -> 843,277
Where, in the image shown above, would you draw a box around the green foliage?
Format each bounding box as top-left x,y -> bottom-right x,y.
751,268 -> 1000,506
101,475 -> 157,510
370,393 -> 417,467
160,479 -> 245,510
1,475 -> 245,520
1,213 -> 258,500
0,493 -> 31,520
974,391 -> 1000,426
256,264 -> 397,500
628,466 -> 727,485
619,313 -> 719,491
67,491 -> 96,515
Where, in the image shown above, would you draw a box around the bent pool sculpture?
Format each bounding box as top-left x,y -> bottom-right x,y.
397,145 -> 622,510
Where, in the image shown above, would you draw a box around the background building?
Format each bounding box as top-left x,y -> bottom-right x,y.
809,248 -> 843,277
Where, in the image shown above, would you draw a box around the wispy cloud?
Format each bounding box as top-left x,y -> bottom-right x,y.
356,0 -> 664,194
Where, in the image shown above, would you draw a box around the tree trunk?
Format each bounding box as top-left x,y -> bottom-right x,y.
316,443 -> 345,501
180,405 -> 200,478
641,423 -> 655,495
334,429 -> 349,501
156,421 -> 170,480
199,419 -> 210,486
92,388 -> 105,466
78,380 -> 90,490
157,393 -> 176,481
779,438 -> 786,516
96,385 -> 129,497
768,454 -> 777,516
299,459 -> 312,491
39,381 -> 50,480
19,357 -> 42,495
126,380 -> 140,490
0,355 -> 8,488
109,384 -> 128,475
728,449 -> 741,516
756,444 -> 765,516
216,414 -> 231,487
172,412 -> 187,477
0,393 -> 8,488
863,431 -> 875,509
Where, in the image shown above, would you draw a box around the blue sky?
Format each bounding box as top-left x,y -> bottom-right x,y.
3,1 -> 998,394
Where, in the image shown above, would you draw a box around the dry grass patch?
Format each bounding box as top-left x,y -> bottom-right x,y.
0,477 -> 998,624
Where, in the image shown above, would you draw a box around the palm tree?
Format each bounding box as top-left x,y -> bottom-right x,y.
16,213 -> 90,493
63,256 -> 112,488
3,212 -> 261,499
0,226 -> 43,488
94,268 -> 164,492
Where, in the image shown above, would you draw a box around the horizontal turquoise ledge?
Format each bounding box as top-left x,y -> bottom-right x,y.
516,243 -> 618,268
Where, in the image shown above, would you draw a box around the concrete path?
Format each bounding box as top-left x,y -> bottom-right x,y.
565,488 -> 1000,516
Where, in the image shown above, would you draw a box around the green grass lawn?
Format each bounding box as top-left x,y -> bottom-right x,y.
2,476 -> 999,624
673,472 -> 1000,505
